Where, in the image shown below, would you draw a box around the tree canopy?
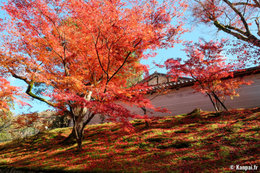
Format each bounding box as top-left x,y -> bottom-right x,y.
0,0 -> 187,150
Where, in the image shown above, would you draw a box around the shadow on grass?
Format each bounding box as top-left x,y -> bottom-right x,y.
1,107 -> 259,172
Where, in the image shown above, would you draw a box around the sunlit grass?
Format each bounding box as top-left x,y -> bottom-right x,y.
0,107 -> 259,172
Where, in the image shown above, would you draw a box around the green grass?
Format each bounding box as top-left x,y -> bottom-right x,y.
0,107 -> 260,172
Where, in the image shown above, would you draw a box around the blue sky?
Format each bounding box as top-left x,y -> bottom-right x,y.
0,0 -> 232,115
140,24 -> 227,74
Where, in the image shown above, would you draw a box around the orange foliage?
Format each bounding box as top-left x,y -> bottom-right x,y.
0,77 -> 19,112
0,0 -> 187,115
0,0 -> 187,149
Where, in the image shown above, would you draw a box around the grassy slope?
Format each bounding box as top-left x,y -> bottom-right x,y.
0,108 -> 259,173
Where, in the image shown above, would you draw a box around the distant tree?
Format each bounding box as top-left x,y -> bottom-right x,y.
0,77 -> 20,113
0,77 -> 25,141
50,115 -> 70,128
12,112 -> 41,137
0,110 -> 13,142
164,40 -> 252,112
0,0 -> 187,150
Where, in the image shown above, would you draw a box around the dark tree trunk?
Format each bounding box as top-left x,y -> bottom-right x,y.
73,119 -> 85,151
61,111 -> 95,150
61,91 -> 96,150
141,107 -> 147,114
206,92 -> 219,112
71,112 -> 95,150
141,107 -> 150,128
212,91 -> 228,111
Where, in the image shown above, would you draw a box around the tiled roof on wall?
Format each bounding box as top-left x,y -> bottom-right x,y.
138,66 -> 260,94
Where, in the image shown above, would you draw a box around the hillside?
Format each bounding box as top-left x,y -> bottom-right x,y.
0,107 -> 259,172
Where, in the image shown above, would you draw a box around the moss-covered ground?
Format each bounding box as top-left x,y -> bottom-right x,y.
0,107 -> 259,172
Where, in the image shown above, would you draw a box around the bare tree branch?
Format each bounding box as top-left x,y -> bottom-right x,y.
106,39 -> 142,84
232,2 -> 259,8
10,72 -> 56,107
223,0 -> 251,35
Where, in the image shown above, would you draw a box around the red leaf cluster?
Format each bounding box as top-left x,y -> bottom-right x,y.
165,40 -> 252,108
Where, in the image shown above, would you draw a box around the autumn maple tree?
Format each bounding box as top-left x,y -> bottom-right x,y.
0,0 -> 187,150
164,40 -> 252,112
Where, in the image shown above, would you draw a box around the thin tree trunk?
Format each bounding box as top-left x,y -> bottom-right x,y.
211,91 -> 228,111
141,107 -> 150,128
206,92 -> 219,112
215,100 -> 221,111
141,107 -> 147,114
